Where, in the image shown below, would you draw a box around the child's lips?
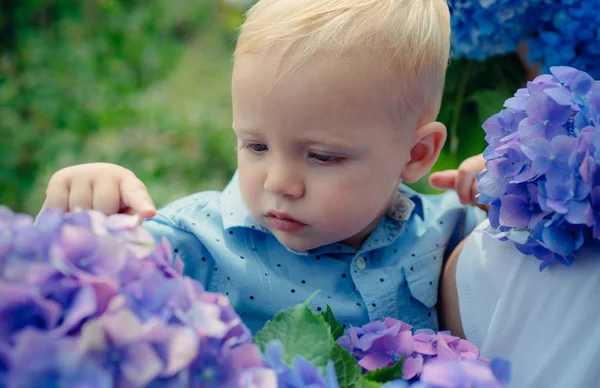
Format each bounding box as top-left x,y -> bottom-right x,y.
265,211 -> 308,232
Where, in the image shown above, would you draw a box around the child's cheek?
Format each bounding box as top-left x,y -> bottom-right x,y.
238,162 -> 263,208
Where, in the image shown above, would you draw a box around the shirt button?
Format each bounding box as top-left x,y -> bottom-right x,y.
356,256 -> 366,270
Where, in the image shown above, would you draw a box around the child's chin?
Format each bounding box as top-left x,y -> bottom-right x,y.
276,234 -> 320,255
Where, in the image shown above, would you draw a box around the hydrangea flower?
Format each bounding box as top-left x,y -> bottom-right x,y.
337,318 -> 419,378
526,0 -> 600,79
6,329 -> 112,388
479,66 -> 600,269
448,1 -> 600,78
0,205 -> 506,387
410,359 -> 510,388
448,0 -> 538,60
336,319 -> 503,384
264,340 -> 339,388
0,206 -> 271,387
380,358 -> 509,387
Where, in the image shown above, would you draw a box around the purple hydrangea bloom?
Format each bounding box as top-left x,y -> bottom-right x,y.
6,328 -> 112,388
381,359 -> 510,388
412,330 -> 479,362
479,66 -> 600,269
411,359 -> 508,388
337,318 -> 418,377
0,207 -> 266,387
336,320 -> 499,384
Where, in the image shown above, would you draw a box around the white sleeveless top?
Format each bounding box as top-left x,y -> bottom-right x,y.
456,219 -> 600,388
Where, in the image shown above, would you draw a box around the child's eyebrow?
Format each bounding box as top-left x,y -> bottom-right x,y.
233,128 -> 262,137
234,127 -> 361,150
297,135 -> 361,151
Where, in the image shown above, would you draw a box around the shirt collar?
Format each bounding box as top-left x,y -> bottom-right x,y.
220,171 -> 425,251
394,184 -> 425,222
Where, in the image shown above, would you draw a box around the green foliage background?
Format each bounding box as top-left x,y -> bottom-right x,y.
1,0 -> 526,215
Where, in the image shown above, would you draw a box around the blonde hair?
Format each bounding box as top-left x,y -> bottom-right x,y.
235,0 -> 451,125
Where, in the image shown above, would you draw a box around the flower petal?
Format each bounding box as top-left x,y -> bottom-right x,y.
401,354 -> 423,381
499,195 -> 530,228
358,352 -> 392,371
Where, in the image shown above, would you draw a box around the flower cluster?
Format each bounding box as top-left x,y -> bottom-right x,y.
0,206 -> 274,387
448,0 -> 538,60
337,318 -> 509,387
450,0 -> 600,78
478,66 -> 600,269
526,0 -> 600,79
0,205 -> 508,387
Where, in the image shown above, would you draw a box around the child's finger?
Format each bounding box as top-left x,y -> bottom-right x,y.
456,155 -> 486,204
43,178 -> 70,213
429,170 -> 458,190
456,170 -> 476,205
119,176 -> 156,219
92,178 -> 121,215
68,180 -> 93,212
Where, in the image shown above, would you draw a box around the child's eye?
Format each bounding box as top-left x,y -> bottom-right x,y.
309,152 -> 344,164
246,143 -> 268,153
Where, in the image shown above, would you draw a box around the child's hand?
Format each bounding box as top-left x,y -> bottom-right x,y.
42,163 -> 157,218
429,154 -> 489,211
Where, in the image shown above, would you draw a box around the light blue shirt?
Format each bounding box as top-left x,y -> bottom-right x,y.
144,173 -> 484,333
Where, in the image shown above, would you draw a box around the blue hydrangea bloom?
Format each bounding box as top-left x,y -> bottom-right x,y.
526,0 -> 600,79
479,66 -> 600,269
449,0 -> 539,60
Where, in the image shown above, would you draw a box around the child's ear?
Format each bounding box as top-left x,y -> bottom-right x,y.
401,121 -> 447,183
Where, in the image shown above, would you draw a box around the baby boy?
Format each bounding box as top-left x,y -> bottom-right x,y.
42,0 -> 484,333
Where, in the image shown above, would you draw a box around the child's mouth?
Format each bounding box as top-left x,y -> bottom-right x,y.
265,211 -> 308,232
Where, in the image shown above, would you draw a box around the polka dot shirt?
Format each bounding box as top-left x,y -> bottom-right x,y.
144,173 -> 485,334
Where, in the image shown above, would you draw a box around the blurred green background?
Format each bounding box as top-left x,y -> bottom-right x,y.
1,0 -> 526,215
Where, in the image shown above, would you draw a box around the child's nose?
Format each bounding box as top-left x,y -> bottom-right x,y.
263,165 -> 305,199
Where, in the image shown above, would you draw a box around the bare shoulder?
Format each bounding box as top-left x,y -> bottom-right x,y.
438,238 -> 467,338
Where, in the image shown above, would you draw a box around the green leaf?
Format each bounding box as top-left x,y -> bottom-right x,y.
360,378 -> 384,388
320,305 -> 345,340
331,343 -> 362,388
254,304 -> 334,369
363,359 -> 404,383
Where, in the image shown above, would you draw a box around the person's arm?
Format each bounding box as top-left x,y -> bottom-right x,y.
431,154 -> 487,337
438,238 -> 467,338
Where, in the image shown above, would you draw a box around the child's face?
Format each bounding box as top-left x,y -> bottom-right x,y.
231,55 -> 416,252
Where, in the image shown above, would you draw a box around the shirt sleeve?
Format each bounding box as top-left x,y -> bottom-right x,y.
144,213 -> 215,290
